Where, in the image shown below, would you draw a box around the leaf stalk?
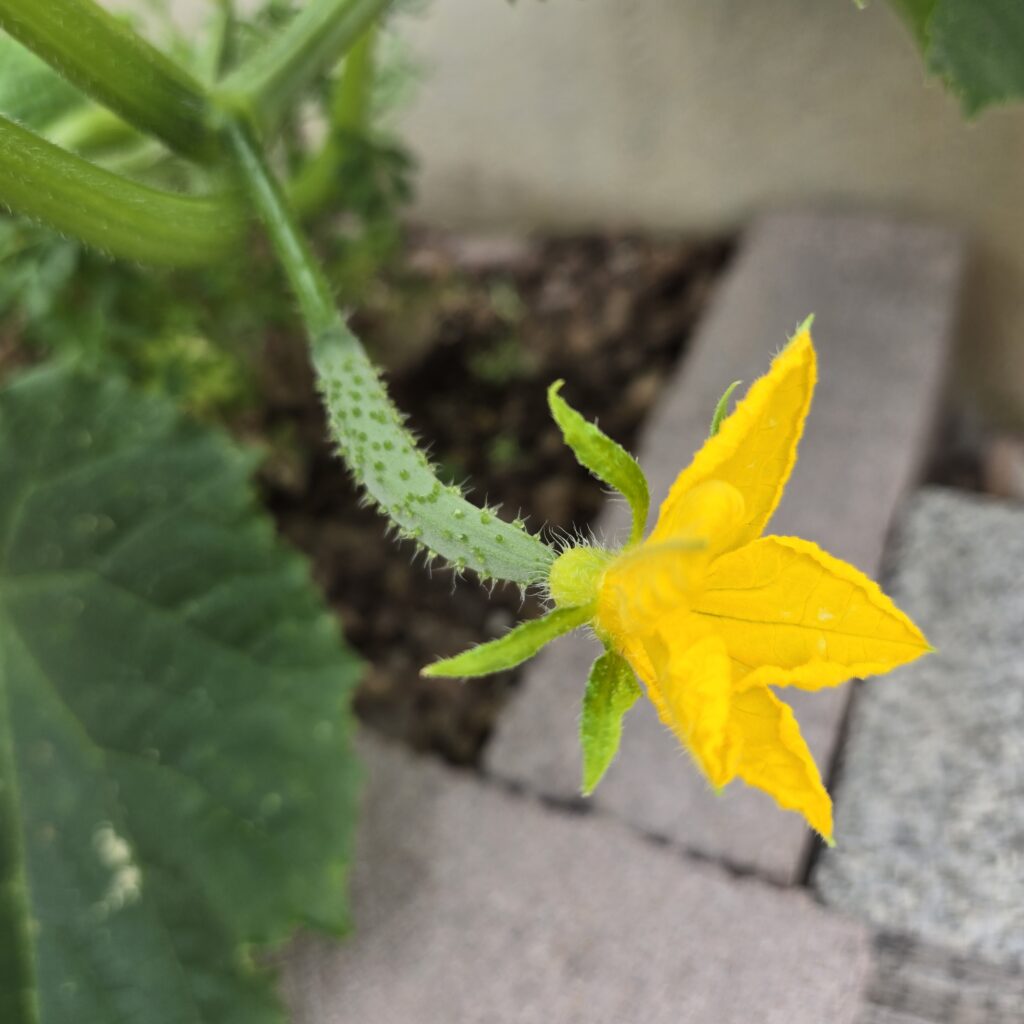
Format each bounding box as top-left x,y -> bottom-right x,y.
0,115 -> 246,267
219,0 -> 393,133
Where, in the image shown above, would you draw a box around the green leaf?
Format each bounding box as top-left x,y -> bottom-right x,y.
928,0 -> 1024,113
887,0 -> 1024,114
887,0 -> 937,45
422,604 -> 594,678
0,364 -> 362,1024
580,651 -> 641,795
708,380 -> 742,438
547,380 -> 650,546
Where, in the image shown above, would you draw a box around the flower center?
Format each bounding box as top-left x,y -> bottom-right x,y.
548,546 -> 613,608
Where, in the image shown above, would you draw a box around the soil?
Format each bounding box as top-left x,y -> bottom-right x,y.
257,231 -> 733,764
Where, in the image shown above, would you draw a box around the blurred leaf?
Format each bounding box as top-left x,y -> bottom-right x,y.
928,0 -> 1024,113
887,0 -> 936,45
0,364 -> 361,1024
887,0 -> 1024,113
0,33 -> 83,129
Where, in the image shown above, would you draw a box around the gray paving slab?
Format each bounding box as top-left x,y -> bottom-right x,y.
816,489 -> 1024,962
280,734 -> 870,1024
488,209 -> 964,884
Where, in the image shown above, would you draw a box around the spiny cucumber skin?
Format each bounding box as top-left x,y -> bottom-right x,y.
312,326 -> 555,587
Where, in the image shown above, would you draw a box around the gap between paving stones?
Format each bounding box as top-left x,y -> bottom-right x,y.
481,759 -> 799,891
487,207 -> 965,886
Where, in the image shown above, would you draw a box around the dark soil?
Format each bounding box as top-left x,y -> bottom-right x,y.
258,231 -> 733,764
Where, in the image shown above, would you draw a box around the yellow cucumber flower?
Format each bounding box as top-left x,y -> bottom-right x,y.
424,321 -> 932,842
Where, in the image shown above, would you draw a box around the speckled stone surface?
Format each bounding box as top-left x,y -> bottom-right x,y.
281,735 -> 871,1024
488,209 -> 963,884
816,489 -> 1024,961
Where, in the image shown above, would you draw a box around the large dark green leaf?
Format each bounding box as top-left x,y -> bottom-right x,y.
0,364 -> 362,1024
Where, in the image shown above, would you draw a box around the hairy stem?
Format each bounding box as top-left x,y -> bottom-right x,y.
0,115 -> 246,267
219,0 -> 392,133
0,0 -> 216,162
227,123 -> 554,586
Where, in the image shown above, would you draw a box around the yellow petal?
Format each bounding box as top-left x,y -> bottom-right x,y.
694,535 -> 932,690
648,478 -> 746,555
651,326 -> 816,551
596,480 -> 745,654
644,625 -> 738,790
730,686 -> 833,840
595,540 -> 705,661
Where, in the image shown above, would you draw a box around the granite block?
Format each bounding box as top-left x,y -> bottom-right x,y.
816,490 -> 1024,961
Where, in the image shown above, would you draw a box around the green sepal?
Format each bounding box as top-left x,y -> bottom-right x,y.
422,603 -> 594,679
547,380 -> 650,546
708,380 -> 742,438
580,650 -> 642,795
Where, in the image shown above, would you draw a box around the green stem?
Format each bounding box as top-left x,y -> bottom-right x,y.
227,123 -> 554,586
0,0 -> 216,162
219,0 -> 392,133
0,115 -> 246,267
290,25 -> 376,220
331,23 -> 377,129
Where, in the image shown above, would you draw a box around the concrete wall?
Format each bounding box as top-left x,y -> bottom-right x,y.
394,0 -> 1024,424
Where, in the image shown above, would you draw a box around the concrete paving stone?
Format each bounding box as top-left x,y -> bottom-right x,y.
488,209 -> 964,884
280,734 -> 871,1024
816,489 -> 1024,962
